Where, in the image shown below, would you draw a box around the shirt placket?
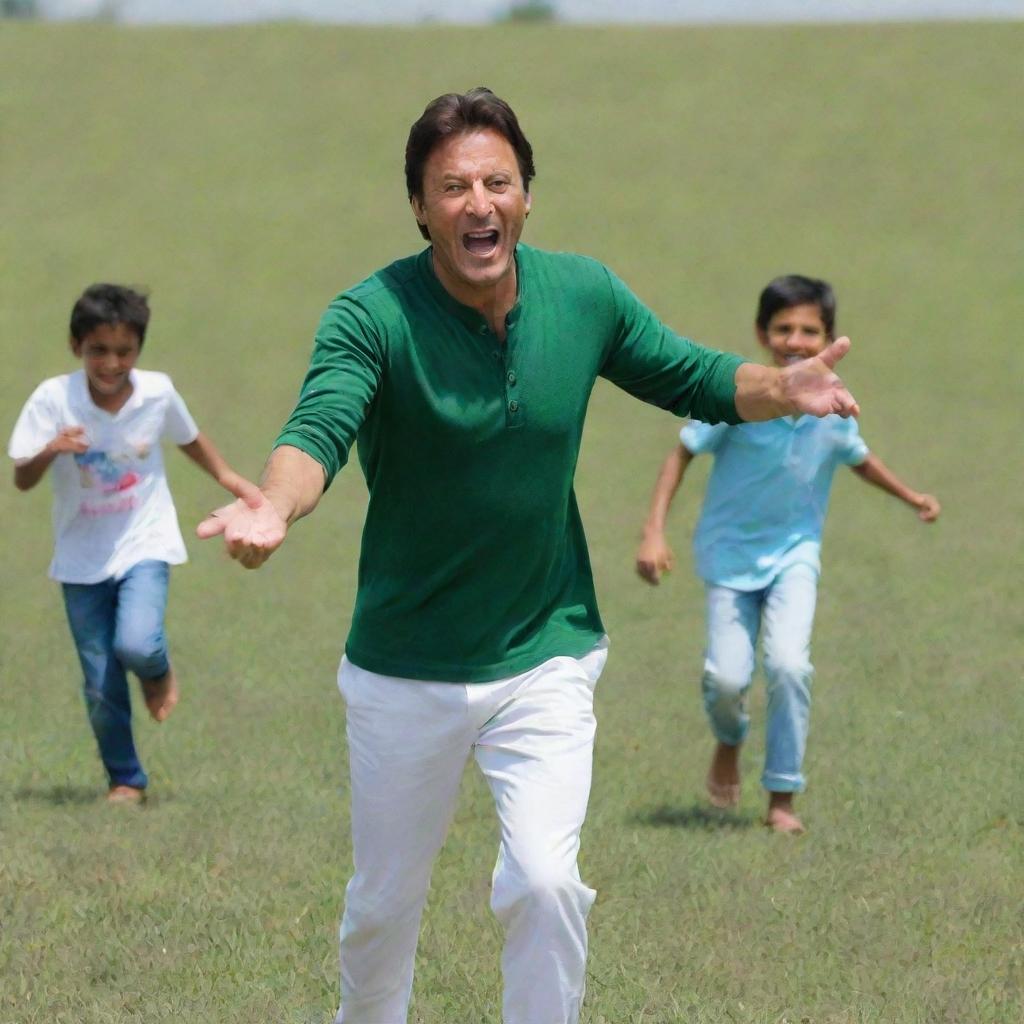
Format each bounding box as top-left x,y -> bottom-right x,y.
477,320 -> 523,430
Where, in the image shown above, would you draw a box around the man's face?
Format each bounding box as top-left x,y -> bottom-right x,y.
411,128 -> 531,304
757,303 -> 831,367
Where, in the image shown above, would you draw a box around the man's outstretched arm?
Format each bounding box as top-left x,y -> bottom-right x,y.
195,445 -> 327,569
735,337 -> 860,421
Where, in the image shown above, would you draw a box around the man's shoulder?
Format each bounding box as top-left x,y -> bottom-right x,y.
340,252 -> 421,304
519,243 -> 609,280
357,251 -> 422,297
320,252 -> 423,326
518,246 -> 619,313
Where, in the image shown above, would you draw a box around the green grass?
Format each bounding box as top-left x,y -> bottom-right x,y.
2,20 -> 1023,1024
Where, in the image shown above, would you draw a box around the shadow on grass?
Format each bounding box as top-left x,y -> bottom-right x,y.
13,784 -> 176,808
632,802 -> 759,831
14,784 -> 103,806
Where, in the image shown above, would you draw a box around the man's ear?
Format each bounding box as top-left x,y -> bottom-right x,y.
69,334 -> 82,356
755,324 -> 769,350
410,195 -> 426,229
524,191 -> 532,217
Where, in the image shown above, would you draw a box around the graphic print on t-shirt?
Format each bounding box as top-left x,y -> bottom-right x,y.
75,446 -> 146,517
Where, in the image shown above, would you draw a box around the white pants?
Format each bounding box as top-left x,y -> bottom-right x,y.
334,639 -> 609,1024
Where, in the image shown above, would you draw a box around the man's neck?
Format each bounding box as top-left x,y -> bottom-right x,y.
432,253 -> 517,341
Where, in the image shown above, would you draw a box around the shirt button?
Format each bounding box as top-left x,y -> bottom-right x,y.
479,325 -> 488,335
506,371 -> 517,385
508,400 -> 519,413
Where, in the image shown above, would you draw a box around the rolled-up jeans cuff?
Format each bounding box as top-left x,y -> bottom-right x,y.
761,771 -> 805,793
134,654 -> 170,682
709,720 -> 748,747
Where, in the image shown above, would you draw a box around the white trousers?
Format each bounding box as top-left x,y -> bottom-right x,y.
333,639 -> 609,1024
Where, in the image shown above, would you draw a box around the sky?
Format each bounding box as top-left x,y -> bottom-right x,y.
34,0 -> 1024,24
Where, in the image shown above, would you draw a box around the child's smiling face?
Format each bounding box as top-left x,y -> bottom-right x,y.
757,303 -> 831,367
71,322 -> 141,408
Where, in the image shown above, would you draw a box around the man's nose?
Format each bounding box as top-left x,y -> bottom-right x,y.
466,181 -> 492,217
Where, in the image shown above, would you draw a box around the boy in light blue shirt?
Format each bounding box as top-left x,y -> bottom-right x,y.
635,275 -> 940,833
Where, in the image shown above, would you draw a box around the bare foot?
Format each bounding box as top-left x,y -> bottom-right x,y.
141,666 -> 178,723
706,741 -> 741,808
765,794 -> 805,834
107,784 -> 146,805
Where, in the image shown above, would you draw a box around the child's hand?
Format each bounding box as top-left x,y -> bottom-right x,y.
636,534 -> 675,585
912,493 -> 941,522
47,426 -> 89,455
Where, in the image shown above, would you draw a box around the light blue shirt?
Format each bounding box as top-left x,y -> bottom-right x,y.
681,415 -> 869,590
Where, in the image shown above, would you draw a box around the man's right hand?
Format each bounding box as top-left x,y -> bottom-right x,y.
635,534 -> 675,586
196,478 -> 288,570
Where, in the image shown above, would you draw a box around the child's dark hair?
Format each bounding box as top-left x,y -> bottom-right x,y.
756,275 -> 836,337
69,284 -> 151,346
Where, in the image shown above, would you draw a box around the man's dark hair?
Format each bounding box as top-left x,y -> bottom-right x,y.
756,275 -> 836,337
69,283 -> 151,346
405,87 -> 536,240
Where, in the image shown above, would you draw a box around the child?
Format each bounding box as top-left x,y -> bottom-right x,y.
9,283 -> 256,804
635,275 -> 940,833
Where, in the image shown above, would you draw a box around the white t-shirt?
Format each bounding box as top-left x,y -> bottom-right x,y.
8,368 -> 199,583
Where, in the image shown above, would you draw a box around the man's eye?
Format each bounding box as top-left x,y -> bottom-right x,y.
490,179 -> 510,192
444,183 -> 465,193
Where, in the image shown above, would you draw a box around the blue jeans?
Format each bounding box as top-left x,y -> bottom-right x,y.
701,563 -> 818,793
61,560 -> 171,789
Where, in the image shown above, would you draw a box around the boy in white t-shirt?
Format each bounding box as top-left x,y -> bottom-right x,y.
635,276 -> 940,833
9,283 -> 256,804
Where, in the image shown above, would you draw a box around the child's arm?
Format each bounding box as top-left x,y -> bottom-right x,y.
851,454 -> 940,522
178,432 -> 251,495
13,427 -> 89,492
635,443 -> 694,585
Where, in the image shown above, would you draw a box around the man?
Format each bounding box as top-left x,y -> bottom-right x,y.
198,88 -> 858,1024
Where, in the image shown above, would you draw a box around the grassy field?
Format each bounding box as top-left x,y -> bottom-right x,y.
1,19 -> 1022,1024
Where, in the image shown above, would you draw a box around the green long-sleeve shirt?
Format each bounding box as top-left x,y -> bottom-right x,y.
276,244 -> 744,682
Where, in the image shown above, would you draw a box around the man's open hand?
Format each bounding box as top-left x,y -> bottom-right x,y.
780,337 -> 860,418
196,477 -> 288,569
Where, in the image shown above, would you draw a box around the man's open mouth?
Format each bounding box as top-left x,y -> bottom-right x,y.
462,230 -> 499,256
